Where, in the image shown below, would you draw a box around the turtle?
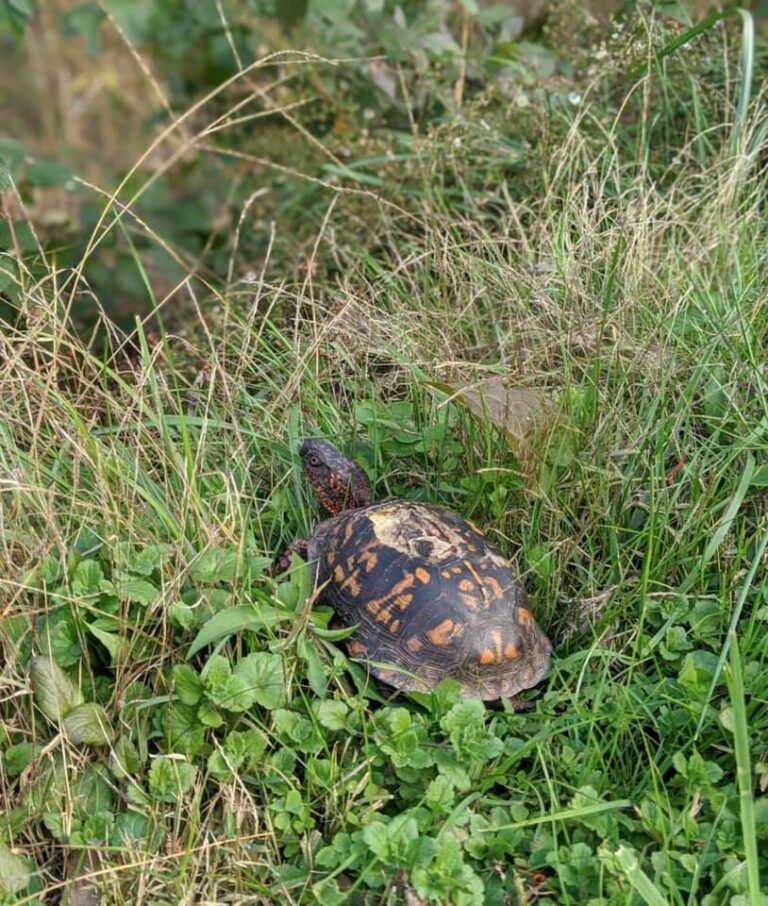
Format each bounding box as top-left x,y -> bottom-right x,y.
274,439 -> 552,702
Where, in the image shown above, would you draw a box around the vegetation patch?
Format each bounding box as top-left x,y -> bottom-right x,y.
1,2 -> 767,903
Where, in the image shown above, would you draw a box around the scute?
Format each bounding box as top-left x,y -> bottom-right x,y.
306,499 -> 551,700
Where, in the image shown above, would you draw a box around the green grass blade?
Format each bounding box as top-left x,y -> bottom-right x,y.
680,453 -> 754,594
694,520 -> 768,738
724,632 -> 761,905
628,5 -> 735,78
733,9 -> 755,143
613,846 -> 669,906
478,799 -> 632,832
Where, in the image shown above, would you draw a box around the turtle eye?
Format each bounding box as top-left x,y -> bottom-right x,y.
307,454 -> 322,468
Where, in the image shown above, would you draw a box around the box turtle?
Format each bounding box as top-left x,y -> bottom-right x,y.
275,439 -> 552,702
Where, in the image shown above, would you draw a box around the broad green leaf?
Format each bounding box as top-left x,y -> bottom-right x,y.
25,159 -> 73,187
361,821 -> 389,859
750,464 -> 768,487
71,559 -> 103,596
0,843 -> 30,897
148,756 -> 196,803
207,729 -> 267,781
3,742 -> 40,777
39,618 -> 82,667
61,3 -> 106,57
236,652 -> 286,710
202,654 -> 231,690
112,811 -> 151,845
172,663 -> 203,705
187,604 -> 289,658
74,764 -> 115,816
30,655 -> 83,721
196,700 -> 224,728
110,736 -> 142,778
426,775 -> 455,813
63,703 -> 114,746
0,138 -> 28,171
9,0 -> 35,20
441,699 -> 503,764
117,575 -> 159,606
678,650 -> 720,699
298,635 -> 328,697
87,623 -> 125,664
273,709 -> 322,752
125,543 -> 172,575
167,703 -> 207,754
189,548 -> 264,583
315,699 -> 349,731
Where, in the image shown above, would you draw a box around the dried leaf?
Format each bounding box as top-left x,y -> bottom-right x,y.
428,376 -> 560,470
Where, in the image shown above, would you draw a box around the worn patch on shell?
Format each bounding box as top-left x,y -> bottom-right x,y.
365,505 -> 504,565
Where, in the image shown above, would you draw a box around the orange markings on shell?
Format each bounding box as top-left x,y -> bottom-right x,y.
362,573 -> 416,615
389,619 -> 401,634
340,570 -> 362,596
504,642 -> 518,660
346,639 -> 367,657
359,549 -> 379,573
406,636 -> 423,653
414,567 -> 430,583
478,648 -> 499,665
463,559 -> 485,589
427,619 -> 455,646
426,618 -> 465,647
481,575 -> 504,600
517,607 -> 533,627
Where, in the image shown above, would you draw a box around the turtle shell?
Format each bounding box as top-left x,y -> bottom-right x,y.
306,499 -> 551,700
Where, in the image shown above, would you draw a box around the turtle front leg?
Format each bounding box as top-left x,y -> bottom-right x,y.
271,538 -> 309,576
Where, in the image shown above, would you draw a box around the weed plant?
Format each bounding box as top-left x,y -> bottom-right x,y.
1,5 -> 767,904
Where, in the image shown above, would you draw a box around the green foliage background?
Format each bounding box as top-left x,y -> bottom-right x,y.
1,1 -> 768,904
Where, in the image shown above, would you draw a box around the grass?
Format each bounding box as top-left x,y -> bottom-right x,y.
1,7 -> 768,905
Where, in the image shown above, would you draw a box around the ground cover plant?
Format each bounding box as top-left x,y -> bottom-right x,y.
1,1 -> 768,903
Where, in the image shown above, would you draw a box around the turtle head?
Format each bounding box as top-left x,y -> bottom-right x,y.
299,439 -> 373,515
